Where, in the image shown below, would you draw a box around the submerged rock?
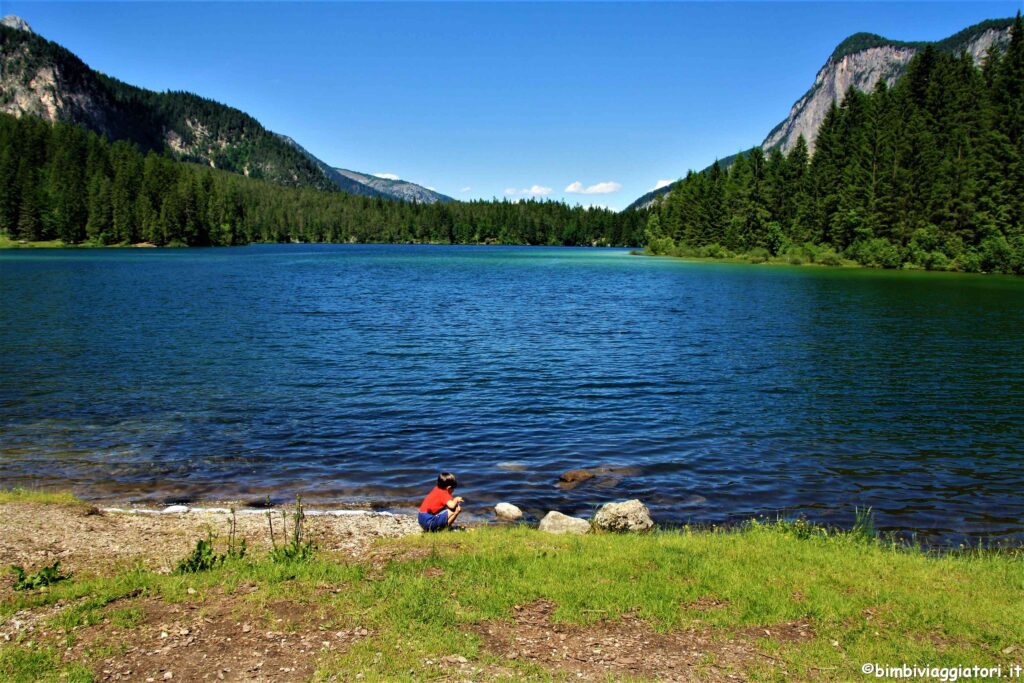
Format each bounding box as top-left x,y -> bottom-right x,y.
494,502 -> 523,521
557,465 -> 641,490
538,511 -> 591,535
559,469 -> 595,484
593,499 -> 654,532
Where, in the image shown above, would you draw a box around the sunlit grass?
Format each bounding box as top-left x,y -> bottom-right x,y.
2,522 -> 1022,681
0,488 -> 82,506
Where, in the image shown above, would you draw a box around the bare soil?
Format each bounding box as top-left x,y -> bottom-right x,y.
474,600 -> 814,682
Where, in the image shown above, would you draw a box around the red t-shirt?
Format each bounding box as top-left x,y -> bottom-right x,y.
419,486 -> 453,514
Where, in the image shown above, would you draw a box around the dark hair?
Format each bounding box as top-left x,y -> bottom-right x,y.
437,472 -> 457,490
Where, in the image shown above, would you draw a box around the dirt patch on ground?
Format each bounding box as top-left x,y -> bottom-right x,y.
59,590 -> 373,682
474,600 -> 814,682
0,503 -> 421,578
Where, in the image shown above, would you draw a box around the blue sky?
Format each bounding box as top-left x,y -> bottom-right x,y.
6,2 -> 1022,209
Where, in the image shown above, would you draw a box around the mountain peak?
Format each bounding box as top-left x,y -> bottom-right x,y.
1,15 -> 33,33
828,32 -> 918,63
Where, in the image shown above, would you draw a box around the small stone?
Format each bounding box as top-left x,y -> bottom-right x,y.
242,623 -> 252,633
494,502 -> 523,521
163,673 -> 173,680
161,505 -> 189,514
538,511 -> 591,535
186,588 -> 196,595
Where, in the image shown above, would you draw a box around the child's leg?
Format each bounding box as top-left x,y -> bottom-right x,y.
446,504 -> 462,527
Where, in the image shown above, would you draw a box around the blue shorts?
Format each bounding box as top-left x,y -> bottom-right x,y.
418,509 -> 450,532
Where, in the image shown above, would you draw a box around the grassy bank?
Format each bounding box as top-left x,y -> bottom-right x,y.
2,497 -> 1022,681
639,238 -> 1024,275
0,236 -> 174,249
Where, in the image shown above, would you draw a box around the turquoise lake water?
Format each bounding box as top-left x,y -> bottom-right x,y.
1,244 -> 1023,543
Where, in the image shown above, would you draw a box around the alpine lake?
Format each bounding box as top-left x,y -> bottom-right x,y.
2,244 -> 1023,545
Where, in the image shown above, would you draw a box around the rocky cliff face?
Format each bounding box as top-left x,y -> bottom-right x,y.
0,21 -> 125,141
764,25 -> 1011,155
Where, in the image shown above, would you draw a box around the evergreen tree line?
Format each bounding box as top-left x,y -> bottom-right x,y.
0,112 -> 645,247
643,14 -> 1024,274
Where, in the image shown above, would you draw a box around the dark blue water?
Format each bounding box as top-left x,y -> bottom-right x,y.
2,245 -> 1023,542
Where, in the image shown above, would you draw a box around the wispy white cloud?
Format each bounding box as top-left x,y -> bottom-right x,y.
460,186 -> 472,193
373,172 -> 401,180
653,179 -> 674,191
505,185 -> 553,197
426,186 -> 436,191
565,180 -> 622,195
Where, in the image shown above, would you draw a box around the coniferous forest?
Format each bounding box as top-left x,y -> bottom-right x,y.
0,113 -> 643,248
645,14 -> 1024,274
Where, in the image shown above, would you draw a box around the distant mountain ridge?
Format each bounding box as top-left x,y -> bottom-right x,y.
277,134 -> 452,203
0,17 -> 447,204
333,168 -> 452,204
627,17 -> 1015,211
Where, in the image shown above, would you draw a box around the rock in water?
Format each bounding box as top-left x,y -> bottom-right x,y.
538,511 -> 591,535
593,500 -> 654,532
559,469 -> 595,484
494,502 -> 523,521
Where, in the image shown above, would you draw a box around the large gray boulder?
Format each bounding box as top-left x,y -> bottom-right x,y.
494,502 -> 523,521
593,499 -> 654,532
538,510 -> 591,535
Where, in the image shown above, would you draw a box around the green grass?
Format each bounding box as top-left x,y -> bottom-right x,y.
1,523 -> 1022,681
0,488 -> 82,506
0,236 -> 68,249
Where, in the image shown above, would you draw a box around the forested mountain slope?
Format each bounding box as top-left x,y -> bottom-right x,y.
627,18 -> 1014,210
0,18 -> 446,203
640,15 -> 1024,274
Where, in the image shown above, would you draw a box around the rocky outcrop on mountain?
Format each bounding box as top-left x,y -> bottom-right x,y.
764,21 -> 1012,155
1,15 -> 32,32
626,18 -> 1015,211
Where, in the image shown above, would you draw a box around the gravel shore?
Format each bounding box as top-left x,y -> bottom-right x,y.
0,502 -> 422,576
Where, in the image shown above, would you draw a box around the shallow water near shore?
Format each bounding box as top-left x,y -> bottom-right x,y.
1,244 -> 1023,543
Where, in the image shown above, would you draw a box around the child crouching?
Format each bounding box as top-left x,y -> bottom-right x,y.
418,472 -> 463,531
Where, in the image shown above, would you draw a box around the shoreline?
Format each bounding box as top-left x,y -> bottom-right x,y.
636,248 -> 1024,278
6,237 -> 1021,278
2,493 -> 1023,682
0,238 -> 630,250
